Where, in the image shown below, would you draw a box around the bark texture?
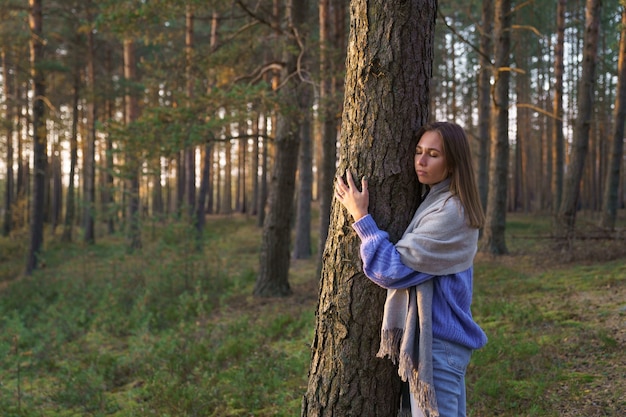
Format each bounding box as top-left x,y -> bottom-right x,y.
302,1 -> 436,415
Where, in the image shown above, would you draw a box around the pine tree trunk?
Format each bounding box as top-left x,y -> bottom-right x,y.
477,0 -> 493,213
552,0 -> 566,213
2,48 -> 14,237
152,155 -> 164,216
237,129 -> 246,213
195,142 -> 212,243
26,0 -> 46,275
124,38 -> 142,250
62,67 -> 80,242
514,46 -> 531,213
256,119 -> 269,227
251,114 -> 260,216
599,5 -> 626,229
301,0 -> 436,414
83,17 -> 96,244
50,146 -> 62,233
104,47 -> 116,234
222,137 -> 233,214
254,0 -> 311,297
185,8 -> 196,220
317,0 -> 345,268
293,91 -> 313,260
215,145 -> 222,214
480,0 -> 511,255
557,0 -> 602,234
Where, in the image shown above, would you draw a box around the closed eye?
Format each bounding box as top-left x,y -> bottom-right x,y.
416,148 -> 440,157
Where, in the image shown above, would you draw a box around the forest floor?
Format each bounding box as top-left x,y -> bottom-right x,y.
473,239 -> 626,416
213,211 -> 626,416
0,211 -> 624,416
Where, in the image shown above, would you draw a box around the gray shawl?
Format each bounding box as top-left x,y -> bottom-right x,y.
376,179 -> 477,417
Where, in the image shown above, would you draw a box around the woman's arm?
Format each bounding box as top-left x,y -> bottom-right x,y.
335,170 -> 434,289
352,215 -> 434,289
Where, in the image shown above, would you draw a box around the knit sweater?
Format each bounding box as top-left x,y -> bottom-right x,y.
352,179 -> 487,350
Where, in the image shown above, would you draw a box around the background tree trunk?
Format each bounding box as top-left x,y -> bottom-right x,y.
256,116 -> 269,227
184,7 -> 196,220
301,0 -> 436,414
477,0 -> 493,213
195,142 -> 212,245
514,39 -> 531,213
599,4 -> 626,229
480,0 -> 512,255
103,47 -> 116,235
251,113 -> 260,216
223,135 -> 233,214
83,12 -> 96,244
254,0 -> 311,297
26,0 -> 46,275
2,47 -> 14,237
551,0 -> 566,213
293,87 -> 313,260
557,0 -> 602,234
50,141 -> 62,233
236,128 -> 246,214
124,38 -> 141,250
316,0 -> 346,269
62,65 -> 80,242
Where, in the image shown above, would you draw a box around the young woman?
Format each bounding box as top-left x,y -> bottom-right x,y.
335,122 -> 487,417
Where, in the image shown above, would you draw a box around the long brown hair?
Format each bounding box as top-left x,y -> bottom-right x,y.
417,122 -> 485,228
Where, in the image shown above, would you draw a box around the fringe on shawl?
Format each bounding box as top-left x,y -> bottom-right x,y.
398,351 -> 439,417
410,379 -> 439,417
378,329 -> 439,417
377,328 -> 404,362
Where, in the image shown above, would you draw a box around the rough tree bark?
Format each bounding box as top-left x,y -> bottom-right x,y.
301,0 -> 436,415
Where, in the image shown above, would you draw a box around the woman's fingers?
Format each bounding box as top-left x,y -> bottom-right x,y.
345,170 -> 356,190
336,170 -> 366,198
334,170 -> 369,221
335,175 -> 346,196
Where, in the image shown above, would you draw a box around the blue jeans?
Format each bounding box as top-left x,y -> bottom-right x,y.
433,338 -> 472,417
411,338 -> 473,417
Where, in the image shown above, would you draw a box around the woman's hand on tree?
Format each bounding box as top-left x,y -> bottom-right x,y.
335,170 -> 369,221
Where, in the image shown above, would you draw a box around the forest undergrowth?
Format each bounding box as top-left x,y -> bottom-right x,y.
0,210 -> 624,417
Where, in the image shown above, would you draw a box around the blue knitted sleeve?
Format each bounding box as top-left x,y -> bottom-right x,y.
351,215 -> 434,289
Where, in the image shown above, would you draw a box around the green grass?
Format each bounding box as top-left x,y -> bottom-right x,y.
1,212 -> 625,416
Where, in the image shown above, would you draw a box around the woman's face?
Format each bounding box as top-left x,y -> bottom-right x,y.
414,130 -> 449,186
